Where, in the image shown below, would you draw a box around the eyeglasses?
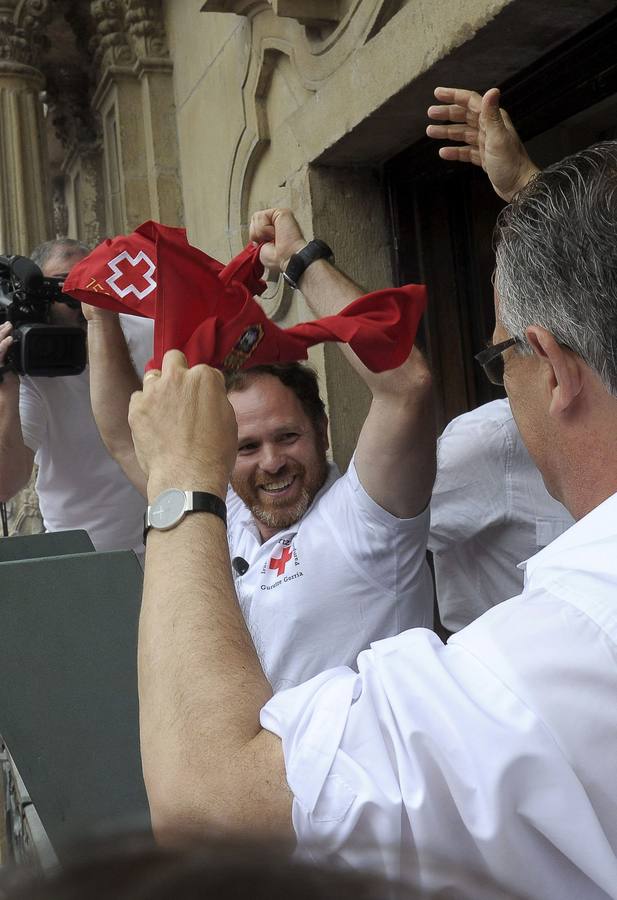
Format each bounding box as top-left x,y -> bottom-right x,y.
474,337 -> 522,386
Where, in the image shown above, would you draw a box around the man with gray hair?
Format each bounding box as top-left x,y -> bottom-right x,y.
128,89 -> 617,899
0,238 -> 153,553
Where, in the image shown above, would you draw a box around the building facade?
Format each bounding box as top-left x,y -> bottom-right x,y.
1,0 -> 616,467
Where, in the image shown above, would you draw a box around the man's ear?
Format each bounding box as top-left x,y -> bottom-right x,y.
319,414 -> 330,452
525,325 -> 583,415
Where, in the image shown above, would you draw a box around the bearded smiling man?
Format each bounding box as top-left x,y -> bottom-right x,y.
224,364 -> 329,536
86,207 -> 435,691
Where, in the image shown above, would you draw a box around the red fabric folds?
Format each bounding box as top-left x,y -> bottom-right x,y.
64,220 -> 426,373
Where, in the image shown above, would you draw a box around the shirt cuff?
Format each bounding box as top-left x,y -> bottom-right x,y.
261,666 -> 359,815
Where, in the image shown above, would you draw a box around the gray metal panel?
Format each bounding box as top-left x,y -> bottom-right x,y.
0,530 -> 95,562
0,549 -> 150,859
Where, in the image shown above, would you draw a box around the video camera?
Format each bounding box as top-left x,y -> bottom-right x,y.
0,255 -> 86,378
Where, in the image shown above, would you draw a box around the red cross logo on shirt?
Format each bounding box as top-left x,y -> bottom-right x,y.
105,250 -> 157,301
269,546 -> 293,576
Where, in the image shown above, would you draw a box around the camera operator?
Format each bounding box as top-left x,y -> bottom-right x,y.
0,238 -> 153,556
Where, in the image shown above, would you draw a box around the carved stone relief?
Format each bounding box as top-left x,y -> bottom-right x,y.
87,0 -> 169,80
200,0 -> 269,16
229,43 -> 314,320
89,0 -> 135,77
0,0 -> 52,73
124,0 -> 168,59
201,0 -> 400,86
206,0 -> 400,279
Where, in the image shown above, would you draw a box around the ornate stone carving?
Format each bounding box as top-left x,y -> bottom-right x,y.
0,0 -> 52,72
272,0 -> 340,26
200,0 -> 269,16
201,0 -> 396,87
221,0 -> 400,273
0,17 -> 32,67
17,0 -> 52,33
124,0 -> 168,59
201,0 -> 340,25
88,0 -> 170,77
89,0 -> 135,76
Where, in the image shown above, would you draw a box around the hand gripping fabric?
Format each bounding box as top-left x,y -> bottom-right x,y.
63,221 -> 427,373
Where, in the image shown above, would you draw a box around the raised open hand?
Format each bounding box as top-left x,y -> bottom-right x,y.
427,87 -> 540,202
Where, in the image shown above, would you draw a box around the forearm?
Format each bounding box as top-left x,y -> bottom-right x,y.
139,469 -> 276,837
355,352 -> 436,518
0,376 -> 33,501
294,257 -> 399,393
87,316 -> 146,494
295,257 -> 435,515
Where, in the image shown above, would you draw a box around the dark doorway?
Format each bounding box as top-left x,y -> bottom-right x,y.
386,7 -> 617,433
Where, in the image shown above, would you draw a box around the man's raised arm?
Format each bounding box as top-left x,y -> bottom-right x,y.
0,322 -> 34,501
129,351 -> 292,840
249,209 -> 435,519
84,305 -> 147,496
426,86 -> 540,201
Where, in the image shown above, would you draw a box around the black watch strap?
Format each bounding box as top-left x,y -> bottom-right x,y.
282,239 -> 334,291
190,491 -> 227,524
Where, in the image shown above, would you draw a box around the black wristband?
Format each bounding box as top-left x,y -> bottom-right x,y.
282,239 -> 334,291
190,491 -> 227,525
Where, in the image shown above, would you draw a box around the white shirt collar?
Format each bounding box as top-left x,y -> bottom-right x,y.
519,489 -> 617,579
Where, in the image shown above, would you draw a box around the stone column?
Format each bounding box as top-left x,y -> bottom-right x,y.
89,0 -> 183,234
125,0 -> 183,225
0,1 -> 53,255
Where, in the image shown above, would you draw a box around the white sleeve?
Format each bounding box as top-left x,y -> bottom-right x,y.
18,377 -> 47,453
318,458 -> 430,598
429,412 -> 510,553
119,314 -> 154,378
261,608 -> 617,894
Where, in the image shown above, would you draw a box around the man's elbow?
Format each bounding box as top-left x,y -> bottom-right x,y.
148,795 -> 211,845
400,352 -> 433,398
145,766 -> 293,845
147,778 -> 253,843
376,349 -> 433,401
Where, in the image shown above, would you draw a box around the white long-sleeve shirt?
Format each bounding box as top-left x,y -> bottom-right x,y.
429,399 -> 573,631
262,490 -> 617,899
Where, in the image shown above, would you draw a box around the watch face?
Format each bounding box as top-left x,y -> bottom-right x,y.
149,489 -> 187,530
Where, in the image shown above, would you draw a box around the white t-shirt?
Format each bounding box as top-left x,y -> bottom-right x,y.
18,315 -> 153,553
429,399 -> 573,631
262,491 -> 617,899
227,459 -> 432,692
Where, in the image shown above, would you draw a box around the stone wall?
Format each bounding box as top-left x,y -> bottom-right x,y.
160,0 -> 614,466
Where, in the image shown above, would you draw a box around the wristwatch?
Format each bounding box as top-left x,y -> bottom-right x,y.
282,239 -> 334,291
144,489 -> 227,540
